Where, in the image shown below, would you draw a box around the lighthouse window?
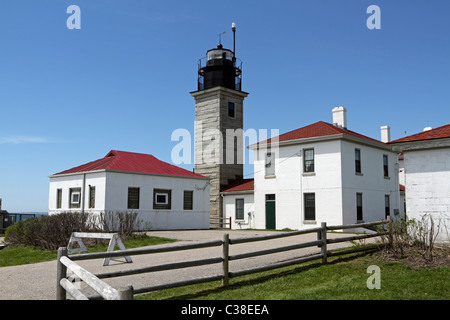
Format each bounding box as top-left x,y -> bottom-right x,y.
228,102 -> 235,118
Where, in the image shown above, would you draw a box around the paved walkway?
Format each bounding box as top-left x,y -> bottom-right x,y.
0,229 -> 373,300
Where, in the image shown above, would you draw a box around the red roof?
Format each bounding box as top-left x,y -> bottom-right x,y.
222,179 -> 254,192
389,124 -> 450,144
53,150 -> 207,179
253,121 -> 385,146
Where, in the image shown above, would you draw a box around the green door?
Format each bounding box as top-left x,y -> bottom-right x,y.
265,194 -> 276,229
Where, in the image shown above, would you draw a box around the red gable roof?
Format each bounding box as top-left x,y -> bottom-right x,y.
222,179 -> 254,192
53,150 -> 207,179
389,124 -> 450,144
253,121 -> 385,146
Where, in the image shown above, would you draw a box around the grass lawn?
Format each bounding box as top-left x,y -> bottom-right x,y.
136,252 -> 449,300
0,233 -> 177,267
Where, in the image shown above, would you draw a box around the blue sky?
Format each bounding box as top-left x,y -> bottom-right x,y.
1,0 -> 449,212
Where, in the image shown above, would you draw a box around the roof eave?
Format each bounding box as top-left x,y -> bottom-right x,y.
220,189 -> 254,195
49,169 -> 107,178
248,133 -> 389,150
49,169 -> 209,180
389,137 -> 450,152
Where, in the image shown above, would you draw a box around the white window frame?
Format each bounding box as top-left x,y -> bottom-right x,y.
235,198 -> 245,220
265,151 -> 275,177
155,193 -> 169,205
71,191 -> 80,205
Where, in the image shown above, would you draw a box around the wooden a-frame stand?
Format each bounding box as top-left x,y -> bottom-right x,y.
67,232 -> 133,266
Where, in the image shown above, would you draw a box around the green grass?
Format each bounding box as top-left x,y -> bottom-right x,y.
136,253 -> 449,300
0,234 -> 177,267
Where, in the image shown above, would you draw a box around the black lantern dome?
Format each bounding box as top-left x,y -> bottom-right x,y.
197,24 -> 242,91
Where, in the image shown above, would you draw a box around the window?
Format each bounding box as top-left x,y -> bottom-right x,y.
355,149 -> 361,174
383,155 -> 389,177
265,152 -> 275,176
228,102 -> 235,118
266,194 -> 276,201
303,149 -> 315,173
356,193 -> 363,221
304,193 -> 316,221
183,190 -> 193,210
56,189 -> 62,209
235,198 -> 244,220
385,195 -> 390,219
89,186 -> 95,209
127,187 -> 140,209
153,189 -> 171,210
69,188 -> 81,209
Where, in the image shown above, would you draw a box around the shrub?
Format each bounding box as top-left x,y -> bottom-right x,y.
5,212 -> 93,250
4,211 -> 145,250
378,214 -> 446,263
97,211 -> 147,240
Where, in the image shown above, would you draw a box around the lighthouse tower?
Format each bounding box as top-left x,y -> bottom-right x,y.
191,23 -> 248,225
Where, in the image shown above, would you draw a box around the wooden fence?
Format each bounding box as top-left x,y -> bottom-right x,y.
56,217 -> 391,300
210,216 -> 232,229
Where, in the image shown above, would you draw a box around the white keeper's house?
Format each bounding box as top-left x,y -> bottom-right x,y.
222,107 -> 402,231
48,150 -> 210,230
389,124 -> 450,243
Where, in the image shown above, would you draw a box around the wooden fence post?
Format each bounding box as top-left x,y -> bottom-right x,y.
321,222 -> 327,264
387,215 -> 393,248
56,247 -> 68,300
118,285 -> 134,300
222,233 -> 229,287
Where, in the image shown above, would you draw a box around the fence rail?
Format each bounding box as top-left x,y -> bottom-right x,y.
210,216 -> 232,229
56,217 -> 391,300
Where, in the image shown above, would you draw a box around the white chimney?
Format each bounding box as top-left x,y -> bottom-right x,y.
380,125 -> 391,143
332,106 -> 347,129
423,127 -> 432,132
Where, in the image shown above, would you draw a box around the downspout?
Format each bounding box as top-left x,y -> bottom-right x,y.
81,173 -> 86,214
394,161 -> 400,219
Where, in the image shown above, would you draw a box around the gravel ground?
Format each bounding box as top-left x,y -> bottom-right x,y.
0,229 -> 373,300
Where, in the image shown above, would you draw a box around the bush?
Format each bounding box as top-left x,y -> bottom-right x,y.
378,214 -> 446,263
97,211 -> 146,239
5,212 -> 93,250
4,211 -> 144,250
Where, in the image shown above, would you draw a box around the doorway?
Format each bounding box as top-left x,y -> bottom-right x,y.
265,194 -> 276,229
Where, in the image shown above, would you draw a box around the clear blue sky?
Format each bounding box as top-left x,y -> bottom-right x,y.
1,0 -> 449,212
